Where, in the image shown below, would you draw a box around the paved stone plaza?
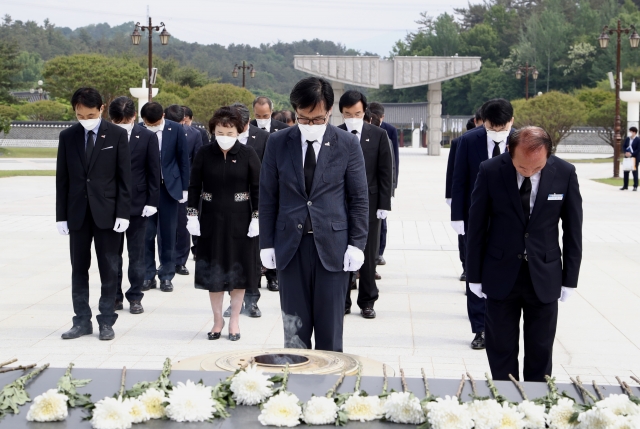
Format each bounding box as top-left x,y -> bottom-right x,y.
0,149 -> 639,384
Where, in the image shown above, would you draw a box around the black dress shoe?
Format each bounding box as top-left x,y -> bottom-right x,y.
114,300 -> 124,311
141,278 -> 157,291
175,265 -> 189,275
228,333 -> 241,341
267,279 -> 279,292
247,303 -> 262,318
160,280 -> 173,292
345,307 -> 351,315
459,271 -> 467,282
129,301 -> 144,314
208,320 -> 225,340
99,324 -> 114,341
361,307 -> 376,319
61,325 -> 93,340
621,187 -> 628,190
375,272 -> 382,280
634,187 -> 638,191
377,256 -> 386,266
471,332 -> 485,350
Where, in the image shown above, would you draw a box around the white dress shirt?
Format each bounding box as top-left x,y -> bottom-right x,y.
487,134 -> 507,159
238,130 -> 249,145
301,137 -> 321,165
345,121 -> 364,141
517,170 -> 541,216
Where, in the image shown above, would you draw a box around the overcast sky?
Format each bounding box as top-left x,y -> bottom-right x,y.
1,0 -> 472,56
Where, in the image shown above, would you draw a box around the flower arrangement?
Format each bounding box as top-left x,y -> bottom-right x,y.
258,364 -> 303,427
0,362 -> 49,420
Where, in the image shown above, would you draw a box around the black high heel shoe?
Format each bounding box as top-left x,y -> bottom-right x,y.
207,320 -> 225,340
228,332 -> 241,341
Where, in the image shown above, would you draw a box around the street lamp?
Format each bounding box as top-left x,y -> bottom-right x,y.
515,62 -> 538,100
30,80 -> 44,100
232,61 -> 255,88
131,18 -> 170,102
598,20 -> 640,178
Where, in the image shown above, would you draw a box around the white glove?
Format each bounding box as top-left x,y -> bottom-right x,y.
343,245 -> 365,272
446,198 -> 452,207
186,215 -> 200,236
56,221 -> 69,235
141,205 -> 157,217
247,218 -> 259,237
559,286 -> 575,302
469,283 -> 487,299
261,248 -> 276,269
391,197 -> 395,209
451,220 -> 465,235
376,209 -> 388,220
113,218 -> 130,233
178,190 -> 188,204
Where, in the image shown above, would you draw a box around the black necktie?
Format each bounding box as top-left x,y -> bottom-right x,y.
351,130 -> 358,134
492,141 -> 501,158
86,130 -> 95,162
261,127 -> 267,131
520,176 -> 532,222
304,140 -> 316,195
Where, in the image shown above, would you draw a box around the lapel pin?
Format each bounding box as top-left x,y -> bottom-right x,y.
232,159 -> 236,163
135,136 -> 140,139
366,139 -> 370,142
252,136 -> 256,139
100,135 -> 106,138
325,142 -> 330,146
168,128 -> 172,131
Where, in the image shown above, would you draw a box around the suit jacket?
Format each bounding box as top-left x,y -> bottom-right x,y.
623,136 -> 640,159
445,135 -> 461,199
451,126 -> 513,222
338,123 -> 393,220
466,153 -> 583,303
259,124 -> 369,272
56,121 -> 131,230
128,124 -> 160,216
380,121 -> 399,187
149,119 -> 190,201
250,118 -> 289,134
183,124 -> 204,166
247,124 -> 270,161
197,126 -> 209,147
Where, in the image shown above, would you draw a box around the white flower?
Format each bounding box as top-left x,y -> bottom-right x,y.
340,391 -> 383,422
124,397 -> 149,423
165,380 -> 216,423
577,407 -> 622,429
230,364 -> 274,405
425,395 -> 474,429
138,388 -> 166,419
548,398 -> 578,429
26,389 -> 69,422
91,396 -> 133,429
625,415 -> 640,429
258,392 -> 302,427
382,391 -> 425,424
469,399 -> 503,429
595,394 -> 640,417
517,400 -> 547,429
302,396 -> 338,425
498,401 -> 526,428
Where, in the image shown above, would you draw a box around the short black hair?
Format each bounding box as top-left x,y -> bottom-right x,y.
466,118 -> 476,131
164,104 -> 185,122
230,102 -> 250,127
630,127 -> 638,133
71,87 -> 103,111
474,108 -> 483,122
108,97 -> 136,123
141,102 -> 164,123
208,106 -> 244,134
290,77 -> 334,112
182,106 -> 194,119
370,111 -> 382,127
369,102 -> 384,117
509,126 -> 552,159
481,98 -> 513,127
339,90 -> 368,113
271,110 -> 286,122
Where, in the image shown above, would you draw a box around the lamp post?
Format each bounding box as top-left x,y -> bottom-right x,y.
515,63 -> 539,100
131,18 -> 170,102
30,80 -> 44,100
598,20 -> 640,178
232,61 -> 256,88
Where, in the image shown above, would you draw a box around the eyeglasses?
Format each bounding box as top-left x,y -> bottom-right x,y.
296,113 -> 329,125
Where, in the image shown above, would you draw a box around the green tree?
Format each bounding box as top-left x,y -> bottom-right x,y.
185,83 -> 255,124
10,51 -> 43,88
0,39 -> 21,102
18,100 -> 70,121
153,92 -> 184,109
458,23 -> 500,63
467,61 -> 521,112
0,105 -> 18,134
575,87 -> 623,146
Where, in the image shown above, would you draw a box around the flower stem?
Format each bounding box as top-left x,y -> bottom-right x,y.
64,362 -> 74,378
571,377 -> 597,404
545,375 -> 559,402
592,380 -> 605,400
23,363 -> 49,383
616,376 -> 633,397
382,365 -> 388,395
400,368 -> 409,393
0,364 -> 36,374
118,367 -> 127,398
508,374 -> 528,401
466,372 -> 477,398
0,359 -> 17,368
354,363 -> 362,392
326,372 -> 346,398
281,364 -> 290,391
456,374 -> 466,400
631,375 -> 640,385
421,368 -> 430,398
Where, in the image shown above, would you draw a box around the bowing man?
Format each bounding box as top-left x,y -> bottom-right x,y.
251,96 -> 289,133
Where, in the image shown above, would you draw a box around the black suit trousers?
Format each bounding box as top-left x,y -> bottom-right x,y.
145,183 -> 178,281
458,234 -> 466,271
278,234 -> 349,352
464,222 -> 484,333
69,204 -> 120,327
379,219 -> 387,256
623,158 -> 639,188
175,202 -> 190,266
485,261 -> 558,382
346,219 -> 381,310
116,215 -> 146,303
244,237 -> 262,305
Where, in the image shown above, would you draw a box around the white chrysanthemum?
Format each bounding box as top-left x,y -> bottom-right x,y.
302,396 -> 338,425
26,389 -> 69,422
517,400 -> 547,429
91,396 -> 134,429
124,397 -> 149,424
548,398 -> 578,429
577,407 -> 621,429
468,399 -> 503,429
596,394 -> 640,417
138,388 -> 166,419
425,395 -> 474,429
625,415 -> 640,429
498,401 -> 526,429
340,391 -> 384,422
230,364 -> 274,405
165,380 -> 216,423
258,392 -> 302,427
382,391 -> 426,424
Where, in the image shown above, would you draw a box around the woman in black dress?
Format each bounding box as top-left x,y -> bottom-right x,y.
186,107 -> 261,341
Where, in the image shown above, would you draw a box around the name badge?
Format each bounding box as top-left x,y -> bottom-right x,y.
548,193 -> 563,201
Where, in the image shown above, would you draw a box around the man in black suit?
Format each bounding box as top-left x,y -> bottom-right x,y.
56,87 -> 131,341
164,105 -> 202,277
466,126 -> 582,381
182,105 -> 210,147
140,102 -> 190,293
338,91 -> 393,319
251,96 -> 289,133
451,98 -> 515,350
260,77 -> 369,351
621,126 -> 640,191
445,111 -> 483,282
109,97 -> 160,315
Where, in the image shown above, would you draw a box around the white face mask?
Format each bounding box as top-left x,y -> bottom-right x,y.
486,129 -> 510,143
115,121 -> 134,133
78,116 -> 101,131
256,118 -> 270,129
298,123 -> 327,143
146,119 -> 165,133
217,135 -> 237,150
343,118 -> 364,132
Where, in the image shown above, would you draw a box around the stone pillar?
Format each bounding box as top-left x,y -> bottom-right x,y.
426,82 -> 442,156
330,81 -> 345,126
